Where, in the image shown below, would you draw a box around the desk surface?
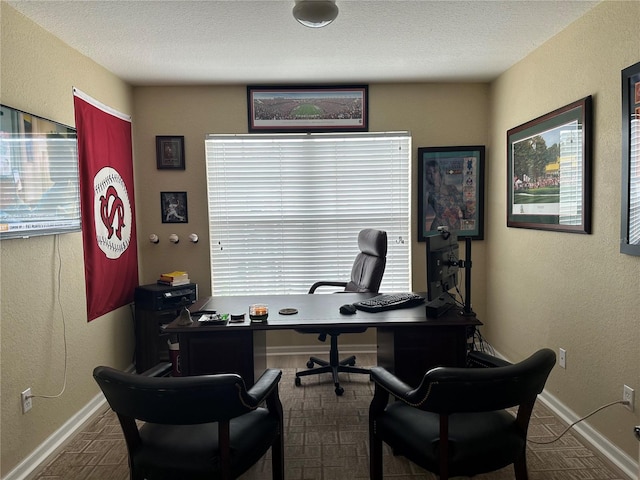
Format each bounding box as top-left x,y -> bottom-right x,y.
167,292 -> 481,332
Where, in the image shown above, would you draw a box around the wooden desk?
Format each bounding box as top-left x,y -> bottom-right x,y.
167,293 -> 481,387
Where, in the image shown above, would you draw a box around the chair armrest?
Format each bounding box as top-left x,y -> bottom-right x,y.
308,281 -> 347,293
371,366 -> 455,409
140,362 -> 173,377
467,351 -> 512,368
370,366 -> 416,402
247,368 -> 282,404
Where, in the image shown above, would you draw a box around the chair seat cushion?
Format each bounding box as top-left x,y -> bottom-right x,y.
134,407 -> 278,479
376,401 -> 526,477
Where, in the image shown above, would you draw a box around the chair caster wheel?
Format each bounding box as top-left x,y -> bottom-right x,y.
295,377 -> 301,387
306,360 -> 315,368
335,386 -> 344,396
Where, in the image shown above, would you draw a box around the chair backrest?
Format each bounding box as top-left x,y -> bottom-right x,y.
93,366 -> 258,425
344,228 -> 387,293
412,348 -> 556,414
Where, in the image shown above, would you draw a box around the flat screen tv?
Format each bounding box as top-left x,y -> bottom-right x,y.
425,230 -> 459,301
0,105 -> 81,240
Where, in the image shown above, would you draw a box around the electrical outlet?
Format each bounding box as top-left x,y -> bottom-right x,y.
559,348 -> 566,369
21,388 -> 32,414
622,385 -> 634,412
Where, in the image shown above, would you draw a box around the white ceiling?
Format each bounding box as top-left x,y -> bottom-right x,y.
7,0 -> 601,86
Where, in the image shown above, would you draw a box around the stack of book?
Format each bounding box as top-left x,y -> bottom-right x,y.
157,271 -> 190,286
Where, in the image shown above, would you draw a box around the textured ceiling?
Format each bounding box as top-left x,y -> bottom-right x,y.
7,0 -> 601,86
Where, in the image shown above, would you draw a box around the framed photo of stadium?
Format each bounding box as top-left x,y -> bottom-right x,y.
247,85 -> 368,133
507,96 -> 592,234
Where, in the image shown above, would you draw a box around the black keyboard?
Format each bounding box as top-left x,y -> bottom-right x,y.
353,293 -> 425,313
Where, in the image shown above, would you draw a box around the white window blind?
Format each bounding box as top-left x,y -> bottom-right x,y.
629,117 -> 640,245
205,132 -> 411,295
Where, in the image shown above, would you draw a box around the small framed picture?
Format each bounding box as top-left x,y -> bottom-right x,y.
161,192 -> 188,223
156,136 -> 185,170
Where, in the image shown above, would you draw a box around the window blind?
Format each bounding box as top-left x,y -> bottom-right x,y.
205,132 -> 411,295
629,117 -> 639,245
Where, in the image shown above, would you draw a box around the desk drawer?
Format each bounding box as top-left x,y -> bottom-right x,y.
179,330 -> 266,386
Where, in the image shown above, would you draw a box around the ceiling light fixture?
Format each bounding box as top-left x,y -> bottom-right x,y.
292,0 -> 338,28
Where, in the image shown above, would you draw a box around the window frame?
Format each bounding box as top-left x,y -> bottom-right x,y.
204,131 -> 412,295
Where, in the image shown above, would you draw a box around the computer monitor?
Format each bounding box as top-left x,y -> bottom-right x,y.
425,231 -> 460,301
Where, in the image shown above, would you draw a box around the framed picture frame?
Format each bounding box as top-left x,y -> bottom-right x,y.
156,136 -> 185,170
160,191 -> 188,224
620,61 -> 640,256
507,96 -> 592,234
247,85 -> 368,133
417,146 -> 485,241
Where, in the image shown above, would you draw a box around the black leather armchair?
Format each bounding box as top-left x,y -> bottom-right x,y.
369,348 -> 556,480
295,228 -> 387,395
93,365 -> 284,480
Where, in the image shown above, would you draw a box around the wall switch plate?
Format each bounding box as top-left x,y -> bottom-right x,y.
559,348 -> 566,369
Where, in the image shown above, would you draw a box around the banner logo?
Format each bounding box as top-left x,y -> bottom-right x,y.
93,166 -> 132,259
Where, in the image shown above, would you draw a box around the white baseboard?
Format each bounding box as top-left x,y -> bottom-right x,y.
491,349 -> 638,479
5,349 -> 637,480
267,343 -> 377,356
3,392 -> 107,480
538,389 -> 638,480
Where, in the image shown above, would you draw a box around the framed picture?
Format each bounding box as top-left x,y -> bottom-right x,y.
620,61 -> 640,256
247,85 -> 368,133
417,146 -> 485,241
156,136 -> 185,170
160,191 -> 188,223
507,96 -> 592,233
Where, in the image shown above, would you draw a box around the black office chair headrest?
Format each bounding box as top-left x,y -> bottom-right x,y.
358,228 -> 387,258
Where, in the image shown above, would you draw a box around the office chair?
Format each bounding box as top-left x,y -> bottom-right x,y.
369,348 -> 556,480
295,228 -> 387,395
93,365 -> 284,480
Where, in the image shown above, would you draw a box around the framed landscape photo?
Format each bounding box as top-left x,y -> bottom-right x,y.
417,146 -> 485,241
247,85 -> 368,133
160,191 -> 188,224
620,61 -> 640,256
156,136 -> 185,170
507,96 -> 592,234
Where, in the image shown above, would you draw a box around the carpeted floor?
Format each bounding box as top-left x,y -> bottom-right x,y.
30,355 -> 629,480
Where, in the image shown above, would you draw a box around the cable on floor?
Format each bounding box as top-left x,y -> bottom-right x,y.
528,399 -> 630,444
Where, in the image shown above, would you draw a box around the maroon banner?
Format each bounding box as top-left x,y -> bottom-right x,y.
73,88 -> 138,321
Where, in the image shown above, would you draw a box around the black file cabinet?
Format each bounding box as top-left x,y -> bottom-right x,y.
133,283 -> 197,373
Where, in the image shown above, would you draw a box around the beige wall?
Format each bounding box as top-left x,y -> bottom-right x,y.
0,4 -> 489,475
1,0 -> 638,476
132,83 -> 490,350
0,4 -> 134,476
488,0 -> 640,460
